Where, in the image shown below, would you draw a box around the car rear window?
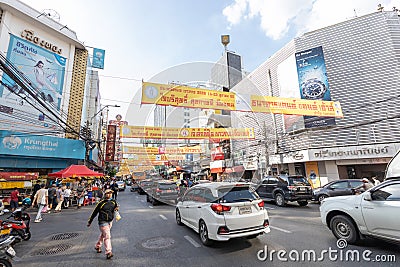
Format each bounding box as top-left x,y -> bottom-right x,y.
158,183 -> 177,190
288,177 -> 310,186
217,186 -> 258,203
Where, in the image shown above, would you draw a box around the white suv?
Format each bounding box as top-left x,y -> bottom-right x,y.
176,182 -> 270,246
320,179 -> 400,244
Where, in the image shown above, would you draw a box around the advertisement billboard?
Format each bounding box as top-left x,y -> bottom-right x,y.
0,35 -> 66,132
295,46 -> 336,128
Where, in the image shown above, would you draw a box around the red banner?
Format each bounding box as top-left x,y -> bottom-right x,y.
0,172 -> 39,181
105,125 -> 116,162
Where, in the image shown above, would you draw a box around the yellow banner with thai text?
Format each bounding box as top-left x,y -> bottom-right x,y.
120,125 -> 255,140
250,95 -> 343,117
142,82 -> 236,110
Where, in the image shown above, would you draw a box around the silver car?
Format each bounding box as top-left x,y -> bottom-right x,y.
320,179 -> 400,244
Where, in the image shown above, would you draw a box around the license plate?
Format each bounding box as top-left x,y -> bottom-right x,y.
0,228 -> 10,235
166,190 -> 172,193
299,187 -> 306,191
239,206 -> 252,215
6,246 -> 16,257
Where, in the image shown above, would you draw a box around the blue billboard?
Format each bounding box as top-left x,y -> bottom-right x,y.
295,46 -> 336,128
92,48 -> 105,69
0,131 -> 85,159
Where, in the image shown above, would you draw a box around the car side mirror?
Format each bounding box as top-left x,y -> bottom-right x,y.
363,192 -> 372,201
329,186 -> 335,190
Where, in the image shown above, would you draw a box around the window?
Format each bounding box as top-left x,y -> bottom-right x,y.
192,189 -> 206,203
330,181 -> 349,189
183,190 -> 195,201
268,178 -> 279,184
372,184 -> 400,201
349,181 -> 363,188
217,186 -> 258,203
203,189 -> 215,202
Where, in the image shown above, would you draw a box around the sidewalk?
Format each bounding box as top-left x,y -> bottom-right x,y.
6,204 -> 113,267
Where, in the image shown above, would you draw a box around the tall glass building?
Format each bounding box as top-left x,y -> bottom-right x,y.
231,11 -> 400,182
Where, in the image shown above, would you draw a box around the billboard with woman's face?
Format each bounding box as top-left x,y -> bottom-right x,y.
0,35 -> 66,132
1,34 -> 66,108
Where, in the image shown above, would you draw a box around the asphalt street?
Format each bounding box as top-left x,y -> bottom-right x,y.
6,188 -> 399,267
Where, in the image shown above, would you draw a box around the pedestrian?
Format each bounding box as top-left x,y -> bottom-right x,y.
111,182 -> 118,200
54,185 -> 64,212
32,184 -> 48,223
47,184 -> 57,213
372,177 -> 381,186
87,189 -> 119,259
63,186 -> 71,209
31,181 -> 41,201
10,187 -> 19,212
354,178 -> 374,194
76,182 -> 86,209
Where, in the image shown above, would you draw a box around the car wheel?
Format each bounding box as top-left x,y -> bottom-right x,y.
330,215 -> 359,244
318,194 -> 328,203
199,220 -> 213,246
274,193 -> 286,207
176,208 -> 183,226
297,201 -> 308,206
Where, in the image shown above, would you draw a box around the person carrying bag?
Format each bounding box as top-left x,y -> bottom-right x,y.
87,189 -> 119,259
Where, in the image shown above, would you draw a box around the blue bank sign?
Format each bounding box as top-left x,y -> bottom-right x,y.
0,131 -> 85,159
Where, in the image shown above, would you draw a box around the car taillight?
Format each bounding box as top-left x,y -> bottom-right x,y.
156,188 -> 162,193
211,203 -> 231,214
264,219 -> 269,227
258,200 -> 264,209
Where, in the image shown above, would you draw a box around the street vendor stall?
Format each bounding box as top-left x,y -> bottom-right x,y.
0,172 -> 39,206
48,164 -> 104,178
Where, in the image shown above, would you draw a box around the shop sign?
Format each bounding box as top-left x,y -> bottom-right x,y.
310,143 -> 400,161
243,160 -> 258,170
21,29 -> 62,54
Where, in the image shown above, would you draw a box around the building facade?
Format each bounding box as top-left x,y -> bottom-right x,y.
231,11 -> 400,182
0,0 -> 95,173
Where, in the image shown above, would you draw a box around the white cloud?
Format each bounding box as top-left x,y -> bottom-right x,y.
223,0 -> 400,40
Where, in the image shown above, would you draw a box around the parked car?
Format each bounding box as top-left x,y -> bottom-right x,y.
254,175 -> 313,206
130,180 -> 139,192
176,182 -> 270,246
320,179 -> 400,244
147,180 -> 180,205
115,180 -> 126,191
312,179 -> 364,203
137,179 -> 155,195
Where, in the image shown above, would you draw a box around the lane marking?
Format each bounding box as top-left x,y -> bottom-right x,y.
184,235 -> 201,248
159,214 -> 167,220
148,206 -> 153,209
270,225 -> 292,233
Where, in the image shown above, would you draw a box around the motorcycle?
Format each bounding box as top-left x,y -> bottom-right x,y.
0,207 -> 31,242
0,235 -> 17,267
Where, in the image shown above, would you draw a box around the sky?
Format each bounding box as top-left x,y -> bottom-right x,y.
19,0 -> 399,123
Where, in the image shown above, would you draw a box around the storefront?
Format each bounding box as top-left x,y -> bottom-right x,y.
270,143 -> 400,183
0,130 -> 85,174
